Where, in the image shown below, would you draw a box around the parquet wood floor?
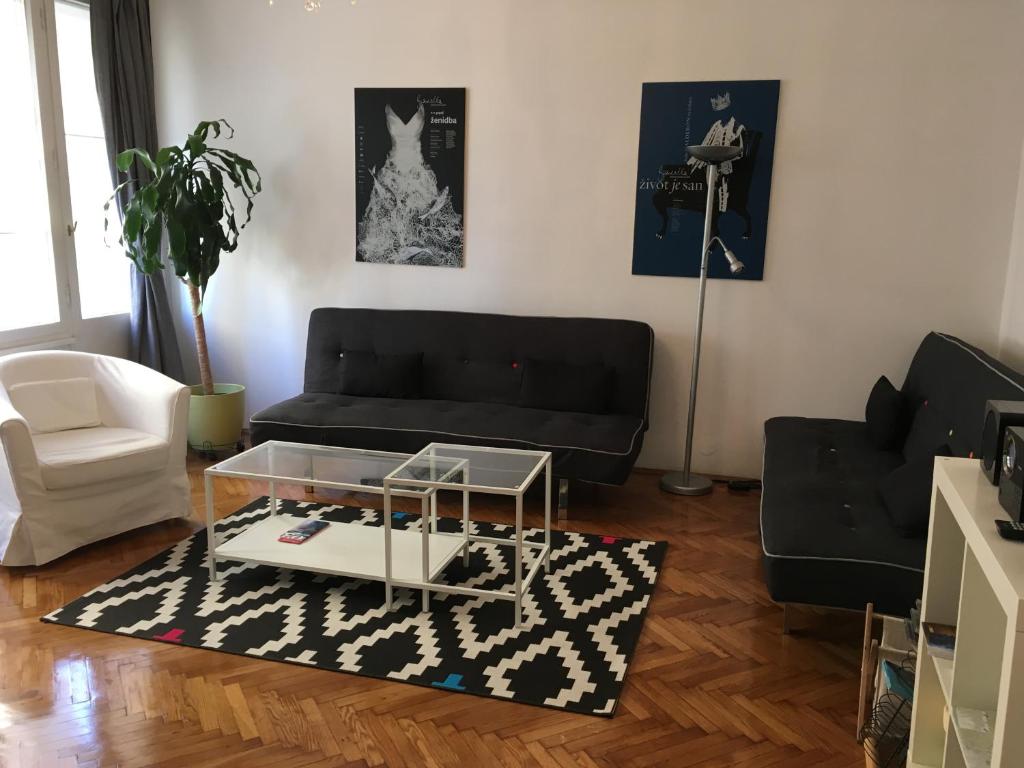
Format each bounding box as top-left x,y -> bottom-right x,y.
0,454 -> 866,767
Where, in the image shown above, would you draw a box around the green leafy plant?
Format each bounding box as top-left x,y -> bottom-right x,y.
106,119 -> 261,395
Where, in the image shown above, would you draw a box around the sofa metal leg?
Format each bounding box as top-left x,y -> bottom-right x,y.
557,481 -> 573,524
557,478 -> 569,521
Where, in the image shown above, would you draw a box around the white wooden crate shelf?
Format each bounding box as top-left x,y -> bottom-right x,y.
907,458 -> 1024,768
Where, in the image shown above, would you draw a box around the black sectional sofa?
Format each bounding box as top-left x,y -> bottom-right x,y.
251,308 -> 654,487
761,332 -> 1024,617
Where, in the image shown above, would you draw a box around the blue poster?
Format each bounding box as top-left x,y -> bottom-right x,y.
631,80 -> 780,280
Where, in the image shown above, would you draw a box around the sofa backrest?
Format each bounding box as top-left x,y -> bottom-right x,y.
304,308 -> 654,422
902,332 -> 1024,456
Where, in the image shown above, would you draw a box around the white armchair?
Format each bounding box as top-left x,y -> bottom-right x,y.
0,350 -> 191,566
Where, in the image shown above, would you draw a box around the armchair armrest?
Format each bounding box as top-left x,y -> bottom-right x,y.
0,388 -> 41,480
93,356 -> 190,442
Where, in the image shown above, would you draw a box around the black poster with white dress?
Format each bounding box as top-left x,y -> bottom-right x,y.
355,87 -> 466,267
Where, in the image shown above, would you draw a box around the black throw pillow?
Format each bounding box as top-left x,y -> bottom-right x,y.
339,350 -> 422,399
902,401 -> 954,462
880,445 -> 952,537
865,376 -> 912,450
520,359 -> 613,414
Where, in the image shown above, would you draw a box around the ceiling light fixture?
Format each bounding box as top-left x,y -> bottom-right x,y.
267,0 -> 360,10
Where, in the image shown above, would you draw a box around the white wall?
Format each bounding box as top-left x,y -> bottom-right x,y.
151,0 -> 1024,478
1,315 -> 129,359
76,314 -> 130,358
1000,139 -> 1024,371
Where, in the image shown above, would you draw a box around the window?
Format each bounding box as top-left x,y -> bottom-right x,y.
0,0 -> 131,349
0,0 -> 61,333
55,0 -> 131,319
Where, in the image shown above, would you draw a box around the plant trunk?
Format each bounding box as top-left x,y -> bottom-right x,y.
187,281 -> 214,396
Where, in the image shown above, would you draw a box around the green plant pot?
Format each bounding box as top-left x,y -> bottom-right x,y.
187,383 -> 245,452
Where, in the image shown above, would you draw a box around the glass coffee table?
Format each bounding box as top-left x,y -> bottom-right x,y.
203,441 -> 466,585
384,443 -> 552,626
204,440 -> 552,627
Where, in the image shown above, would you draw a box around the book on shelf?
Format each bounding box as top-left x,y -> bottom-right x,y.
904,600 -> 922,646
881,659 -> 915,700
923,622 -> 956,660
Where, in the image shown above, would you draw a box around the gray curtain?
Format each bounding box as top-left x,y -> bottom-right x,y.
90,0 -> 185,382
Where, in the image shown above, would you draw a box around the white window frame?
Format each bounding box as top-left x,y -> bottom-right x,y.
0,0 -> 126,352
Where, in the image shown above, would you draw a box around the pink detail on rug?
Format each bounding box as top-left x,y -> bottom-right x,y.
601,536 -> 617,544
154,628 -> 184,643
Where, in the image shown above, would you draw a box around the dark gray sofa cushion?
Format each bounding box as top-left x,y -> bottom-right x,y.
761,416 -> 924,615
901,332 -> 1024,456
339,350 -> 422,399
865,375 -> 911,450
760,331 -> 1024,617
254,308 -> 654,486
250,393 -> 645,485
880,444 -> 952,537
520,358 -> 613,414
303,308 -> 653,424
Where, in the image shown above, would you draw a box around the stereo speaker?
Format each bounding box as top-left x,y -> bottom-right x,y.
981,400 -> 1024,485
998,426 -> 1024,523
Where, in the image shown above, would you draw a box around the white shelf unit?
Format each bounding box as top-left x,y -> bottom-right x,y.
908,458 -> 1024,768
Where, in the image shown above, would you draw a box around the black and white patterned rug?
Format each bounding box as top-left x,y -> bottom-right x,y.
43,498 -> 666,716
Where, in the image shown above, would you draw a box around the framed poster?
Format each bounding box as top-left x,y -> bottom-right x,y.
631,80 -> 780,280
355,87 -> 465,267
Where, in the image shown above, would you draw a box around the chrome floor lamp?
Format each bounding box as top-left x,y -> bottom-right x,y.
661,144 -> 745,496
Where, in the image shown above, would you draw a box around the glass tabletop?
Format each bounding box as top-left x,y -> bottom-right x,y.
386,443 -> 549,492
207,441 -> 447,497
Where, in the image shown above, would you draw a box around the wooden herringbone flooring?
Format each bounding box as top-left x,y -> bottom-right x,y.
0,454 -> 865,767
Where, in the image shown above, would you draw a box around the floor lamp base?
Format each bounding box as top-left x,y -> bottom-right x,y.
660,472 -> 713,496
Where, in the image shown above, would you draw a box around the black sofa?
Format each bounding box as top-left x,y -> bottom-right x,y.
250,308 -> 654,486
761,332 -> 1024,617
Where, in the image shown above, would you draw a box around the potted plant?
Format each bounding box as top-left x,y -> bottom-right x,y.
107,119 -> 261,454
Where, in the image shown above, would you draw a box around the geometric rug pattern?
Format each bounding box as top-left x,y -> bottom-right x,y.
43,497 -> 666,716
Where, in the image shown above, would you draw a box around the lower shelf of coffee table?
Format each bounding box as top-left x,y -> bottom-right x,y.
213,513 -> 465,583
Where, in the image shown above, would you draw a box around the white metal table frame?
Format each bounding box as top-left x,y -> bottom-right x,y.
382,442 -> 553,627
203,441 -> 461,582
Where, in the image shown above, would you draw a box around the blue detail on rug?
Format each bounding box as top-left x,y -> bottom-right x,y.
432,673 -> 467,691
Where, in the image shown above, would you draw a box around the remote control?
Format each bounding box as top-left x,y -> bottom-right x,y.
996,519 -> 1024,542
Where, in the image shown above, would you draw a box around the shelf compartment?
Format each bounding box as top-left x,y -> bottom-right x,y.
952,707 -> 994,768
951,548 -> 1006,716
932,653 -> 954,707
214,513 -> 465,583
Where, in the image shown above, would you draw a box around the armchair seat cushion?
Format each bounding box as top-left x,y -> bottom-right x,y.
34,427 -> 170,490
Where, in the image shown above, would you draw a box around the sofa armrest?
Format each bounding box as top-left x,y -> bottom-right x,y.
93,356 -> 190,446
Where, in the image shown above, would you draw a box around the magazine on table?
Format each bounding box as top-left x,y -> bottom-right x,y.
278,519 -> 329,544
